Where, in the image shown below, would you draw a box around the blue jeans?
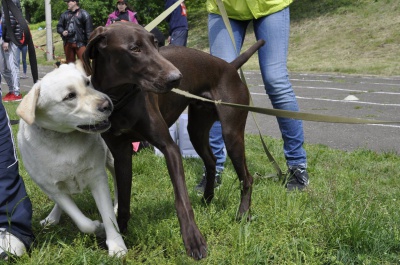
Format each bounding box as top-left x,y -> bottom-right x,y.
16,44 -> 28,75
208,7 -> 307,167
209,121 -> 225,172
170,29 -> 188,46
0,94 -> 34,249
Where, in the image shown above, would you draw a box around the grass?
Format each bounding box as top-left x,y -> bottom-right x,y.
8,1 -> 400,263
4,99 -> 400,264
186,0 -> 400,76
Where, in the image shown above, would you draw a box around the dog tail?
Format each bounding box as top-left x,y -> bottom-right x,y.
230,39 -> 265,70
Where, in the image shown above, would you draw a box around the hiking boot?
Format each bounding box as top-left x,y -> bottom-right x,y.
285,166 -> 309,191
0,228 -> 26,260
3,93 -> 22,102
195,171 -> 222,194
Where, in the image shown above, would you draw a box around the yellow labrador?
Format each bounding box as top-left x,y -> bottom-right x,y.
16,62 -> 127,257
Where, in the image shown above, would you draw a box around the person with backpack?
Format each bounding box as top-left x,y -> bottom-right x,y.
57,0 -> 93,63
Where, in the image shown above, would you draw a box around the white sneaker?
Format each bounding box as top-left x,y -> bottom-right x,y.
0,228 -> 26,259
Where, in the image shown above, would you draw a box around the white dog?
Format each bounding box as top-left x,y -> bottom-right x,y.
16,62 -> 127,257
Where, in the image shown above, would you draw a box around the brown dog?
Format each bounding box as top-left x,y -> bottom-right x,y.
83,22 -> 264,260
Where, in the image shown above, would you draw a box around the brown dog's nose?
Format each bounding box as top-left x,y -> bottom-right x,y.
98,97 -> 113,113
167,71 -> 182,89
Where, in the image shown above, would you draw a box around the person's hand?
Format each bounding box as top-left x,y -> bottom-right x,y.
2,42 -> 9,51
62,30 -> 68,37
167,36 -> 171,44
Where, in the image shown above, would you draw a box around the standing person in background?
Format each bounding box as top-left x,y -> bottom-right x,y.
0,93 -> 34,260
165,0 -> 188,46
17,43 -> 27,79
196,0 -> 309,192
57,0 -> 93,63
1,0 -> 23,102
105,0 -> 138,26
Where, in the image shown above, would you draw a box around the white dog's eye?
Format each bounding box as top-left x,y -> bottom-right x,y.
63,92 -> 76,101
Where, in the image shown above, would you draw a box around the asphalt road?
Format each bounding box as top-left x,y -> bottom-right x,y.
16,65 -> 400,154
244,71 -> 400,154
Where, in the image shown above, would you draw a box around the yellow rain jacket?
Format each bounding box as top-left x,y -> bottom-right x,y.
206,0 -> 293,20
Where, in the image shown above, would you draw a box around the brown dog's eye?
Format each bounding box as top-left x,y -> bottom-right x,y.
130,46 -> 140,52
63,92 -> 76,101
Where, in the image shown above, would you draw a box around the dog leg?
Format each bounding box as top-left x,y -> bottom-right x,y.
102,133 -> 133,234
145,118 -> 207,259
219,106 -> 253,220
105,148 -> 118,214
90,174 -> 127,257
40,203 -> 63,226
186,107 -> 218,202
50,194 -> 105,237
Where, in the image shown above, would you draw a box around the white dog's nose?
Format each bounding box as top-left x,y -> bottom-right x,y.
98,97 -> 113,113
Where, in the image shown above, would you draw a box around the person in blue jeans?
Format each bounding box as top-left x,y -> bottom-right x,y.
196,0 -> 309,192
165,0 -> 188,46
17,44 -> 27,79
0,94 -> 34,260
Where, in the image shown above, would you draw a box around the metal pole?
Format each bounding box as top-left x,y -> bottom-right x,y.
45,0 -> 53,61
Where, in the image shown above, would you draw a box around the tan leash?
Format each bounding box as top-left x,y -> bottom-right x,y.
171,88 -> 400,125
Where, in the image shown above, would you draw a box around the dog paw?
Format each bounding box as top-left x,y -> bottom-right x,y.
182,224 -> 208,260
106,239 -> 128,257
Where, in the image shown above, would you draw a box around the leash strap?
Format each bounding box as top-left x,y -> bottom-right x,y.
172,88 -> 400,125
216,0 -> 284,178
2,0 -> 38,83
144,0 -> 184,32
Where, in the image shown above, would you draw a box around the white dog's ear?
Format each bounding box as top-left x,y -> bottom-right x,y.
16,82 -> 41,125
75,60 -> 86,75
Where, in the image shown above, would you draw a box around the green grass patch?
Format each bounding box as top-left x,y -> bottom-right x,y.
4,101 -> 400,264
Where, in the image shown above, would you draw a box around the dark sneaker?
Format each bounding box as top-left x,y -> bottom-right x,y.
195,171 -> 222,194
285,166 -> 309,191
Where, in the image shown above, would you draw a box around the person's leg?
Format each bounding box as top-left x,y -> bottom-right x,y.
21,45 -> 27,76
170,29 -> 188,46
64,43 -> 76,63
195,14 -> 249,192
0,97 -> 34,256
253,7 -> 308,189
76,46 -> 86,62
16,46 -> 21,73
7,43 -> 20,95
0,41 -> 15,95
208,13 -> 248,172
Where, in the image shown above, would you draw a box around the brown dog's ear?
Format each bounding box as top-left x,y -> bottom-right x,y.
83,26 -> 108,76
16,82 -> 41,125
